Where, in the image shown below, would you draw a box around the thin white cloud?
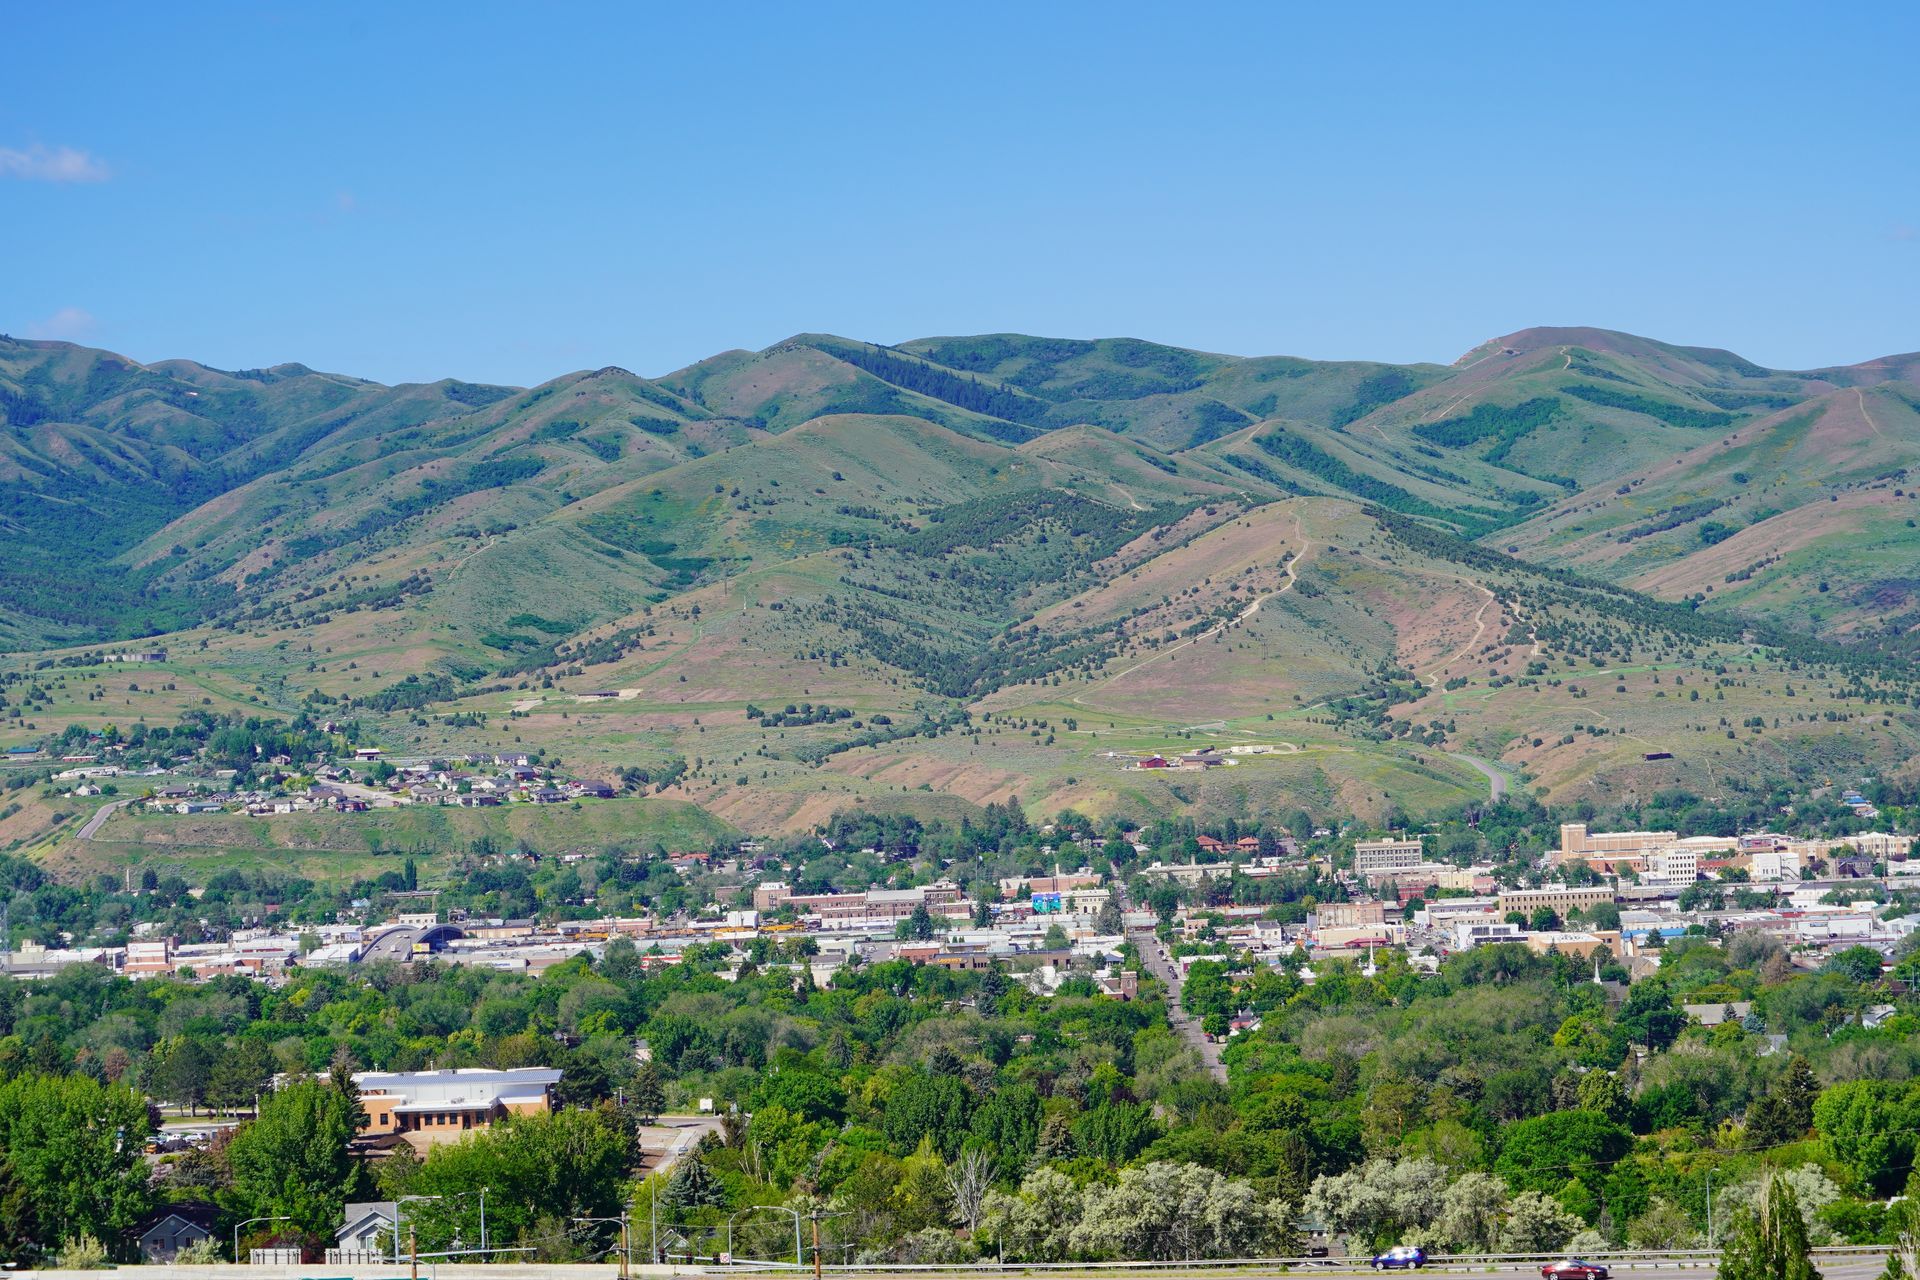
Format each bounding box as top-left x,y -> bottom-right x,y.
25,307 -> 97,341
0,144 -> 110,183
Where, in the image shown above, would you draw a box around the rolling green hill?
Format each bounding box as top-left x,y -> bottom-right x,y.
7,324 -> 1920,861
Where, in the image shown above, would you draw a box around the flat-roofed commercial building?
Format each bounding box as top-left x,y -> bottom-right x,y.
1353,837 -> 1424,876
1559,824 -> 1677,857
1497,884 -> 1614,917
352,1067 -> 561,1143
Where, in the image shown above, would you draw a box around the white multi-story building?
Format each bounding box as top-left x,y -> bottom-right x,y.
1451,915 -> 1523,950
1353,837 -> 1424,876
1645,847 -> 1700,885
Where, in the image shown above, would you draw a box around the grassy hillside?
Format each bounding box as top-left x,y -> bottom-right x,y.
7,326 -> 1920,877
1502,385 -> 1920,640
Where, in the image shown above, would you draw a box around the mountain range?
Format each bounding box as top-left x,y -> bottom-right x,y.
5,325 -> 1920,845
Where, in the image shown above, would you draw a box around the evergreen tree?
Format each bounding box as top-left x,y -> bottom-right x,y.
632,1062 -> 665,1124
1775,1058 -> 1820,1133
663,1151 -> 722,1214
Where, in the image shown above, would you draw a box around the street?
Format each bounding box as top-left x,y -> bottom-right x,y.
1129,925 -> 1227,1084
636,1113 -> 725,1176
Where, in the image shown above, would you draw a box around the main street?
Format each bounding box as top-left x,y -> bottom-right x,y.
1128,922 -> 1227,1084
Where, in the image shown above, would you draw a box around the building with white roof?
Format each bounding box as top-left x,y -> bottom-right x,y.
351,1067 -> 562,1146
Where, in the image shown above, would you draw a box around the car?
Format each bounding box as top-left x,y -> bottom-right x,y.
1541,1262 -> 1609,1280
1372,1246 -> 1427,1269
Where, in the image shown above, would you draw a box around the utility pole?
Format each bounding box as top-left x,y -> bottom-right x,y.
571,1214 -> 631,1279
480,1186 -> 488,1255
802,1206 -> 846,1280
409,1224 -> 418,1280
1706,1169 -> 1714,1249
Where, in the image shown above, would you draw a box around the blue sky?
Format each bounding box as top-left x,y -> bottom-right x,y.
4,2 -> 1915,386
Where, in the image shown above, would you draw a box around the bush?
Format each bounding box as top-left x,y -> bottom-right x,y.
57,1234 -> 110,1270
176,1237 -> 226,1264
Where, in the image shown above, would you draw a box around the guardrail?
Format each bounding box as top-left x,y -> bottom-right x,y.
788,1245 -> 1894,1274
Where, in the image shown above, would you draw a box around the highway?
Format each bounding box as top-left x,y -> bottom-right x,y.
69,1248 -> 1885,1277
361,924 -> 431,963
820,1255 -> 1888,1280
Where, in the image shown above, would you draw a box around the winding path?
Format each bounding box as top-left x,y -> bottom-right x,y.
1446,752 -> 1509,800
1074,514 -> 1310,705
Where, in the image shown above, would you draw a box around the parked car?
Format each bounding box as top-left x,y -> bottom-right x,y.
1541,1261 -> 1610,1280
1373,1246 -> 1428,1269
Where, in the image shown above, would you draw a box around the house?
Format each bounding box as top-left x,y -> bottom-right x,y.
1861,1004 -> 1899,1029
106,650 -> 168,664
332,1201 -> 399,1261
1683,1001 -> 1754,1028
136,1203 -> 219,1262
1135,755 -> 1171,769
570,780 -> 616,799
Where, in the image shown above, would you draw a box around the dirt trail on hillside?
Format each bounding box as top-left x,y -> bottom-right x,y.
1073,511 -> 1309,705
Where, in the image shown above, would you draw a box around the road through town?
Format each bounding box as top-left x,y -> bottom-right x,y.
1127,923 -> 1227,1083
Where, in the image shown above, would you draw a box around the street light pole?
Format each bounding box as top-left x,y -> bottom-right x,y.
395,1194 -> 441,1266
232,1215 -> 289,1264
728,1204 -> 805,1269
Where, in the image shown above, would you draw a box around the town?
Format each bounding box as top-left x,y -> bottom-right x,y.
9,815 -> 1913,1010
